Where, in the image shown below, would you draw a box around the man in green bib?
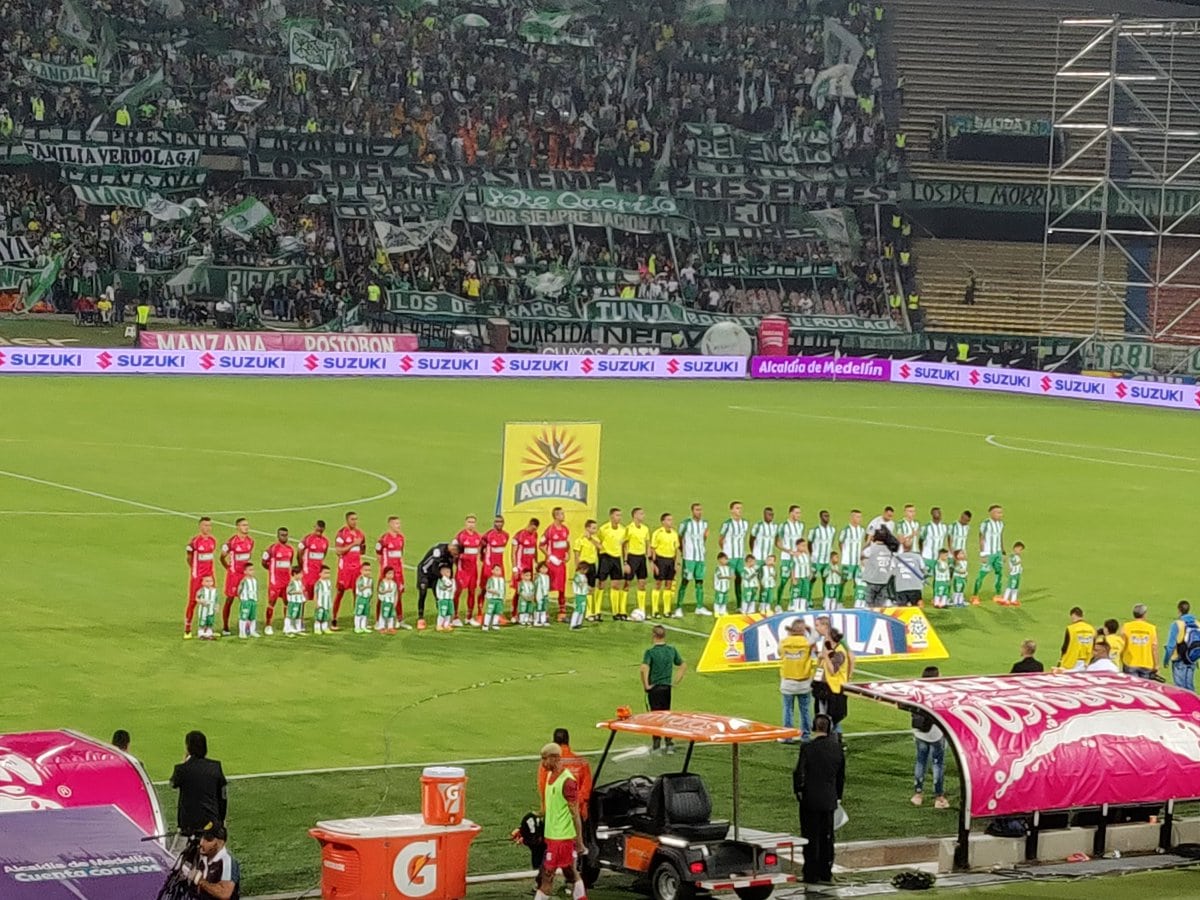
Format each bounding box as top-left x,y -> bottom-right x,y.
538,742 -> 587,900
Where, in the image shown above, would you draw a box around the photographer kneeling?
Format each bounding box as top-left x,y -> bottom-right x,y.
860,528 -> 898,608
187,821 -> 239,899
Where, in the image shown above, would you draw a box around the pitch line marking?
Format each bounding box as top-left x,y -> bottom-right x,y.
0,440 -> 398,517
147,730 -> 913,785
984,435 -> 1199,473
732,405 -> 1196,464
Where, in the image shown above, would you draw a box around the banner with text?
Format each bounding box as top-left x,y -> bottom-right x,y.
697,609 -> 949,674
903,178 -> 1200,220
137,331 -> 419,352
498,421 -> 602,546
946,112 -> 1052,139
749,354 -> 1200,412
0,349 -> 747,378
848,673 -> 1200,820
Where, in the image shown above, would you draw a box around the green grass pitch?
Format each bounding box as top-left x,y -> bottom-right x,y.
1,376 -> 1196,895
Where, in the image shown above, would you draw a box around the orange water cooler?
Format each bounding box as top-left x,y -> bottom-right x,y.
310,767 -> 480,900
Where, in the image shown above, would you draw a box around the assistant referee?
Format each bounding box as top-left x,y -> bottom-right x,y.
641,625 -> 686,753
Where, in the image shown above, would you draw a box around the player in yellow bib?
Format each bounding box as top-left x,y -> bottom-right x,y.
538,743 -> 587,900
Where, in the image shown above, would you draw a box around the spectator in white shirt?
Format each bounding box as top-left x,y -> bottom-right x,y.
1085,638 -> 1120,673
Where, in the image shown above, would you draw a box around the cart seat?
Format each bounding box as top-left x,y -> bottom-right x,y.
639,773 -> 729,842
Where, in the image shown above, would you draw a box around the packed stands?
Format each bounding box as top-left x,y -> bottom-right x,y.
0,0 -> 903,343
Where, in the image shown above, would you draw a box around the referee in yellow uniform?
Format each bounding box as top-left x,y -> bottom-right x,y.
624,508 -> 651,618
597,508 -> 627,621
650,513 -> 681,619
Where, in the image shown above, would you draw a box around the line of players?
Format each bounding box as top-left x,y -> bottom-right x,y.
181,501 -> 1017,639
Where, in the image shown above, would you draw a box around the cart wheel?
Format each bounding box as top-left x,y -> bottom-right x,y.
734,887 -> 774,900
651,859 -> 692,900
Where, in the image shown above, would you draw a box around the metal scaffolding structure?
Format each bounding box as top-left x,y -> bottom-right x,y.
1040,15 -> 1200,347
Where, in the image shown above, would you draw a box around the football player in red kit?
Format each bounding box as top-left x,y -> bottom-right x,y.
332,511 -> 366,630
511,518 -> 541,616
184,516 -> 217,639
454,515 -> 484,625
376,516 -> 408,629
479,515 -> 510,613
261,527 -> 295,635
541,507 -> 571,620
299,520 -> 329,600
220,518 -> 254,635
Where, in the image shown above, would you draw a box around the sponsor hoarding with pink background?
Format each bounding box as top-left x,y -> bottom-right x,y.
750,355 -> 1200,412
138,331 -> 419,352
0,349 -> 746,378
848,673 -> 1200,820
0,729 -> 164,837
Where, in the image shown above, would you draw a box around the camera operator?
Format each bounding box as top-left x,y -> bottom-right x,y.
893,536 -> 927,607
171,731 -> 228,842
861,528 -> 897,608
187,821 -> 239,899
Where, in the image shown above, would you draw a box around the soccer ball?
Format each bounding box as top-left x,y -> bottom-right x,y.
629,608 -> 647,622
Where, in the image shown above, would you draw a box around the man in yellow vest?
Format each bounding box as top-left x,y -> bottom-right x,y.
780,619 -> 816,738
135,302 -> 151,337
366,281 -> 381,306
1119,604 -> 1158,679
115,105 -> 132,127
537,743 -> 586,900
1058,607 -> 1095,670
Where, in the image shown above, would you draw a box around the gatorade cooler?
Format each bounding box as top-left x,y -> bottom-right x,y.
421,766 -> 467,826
310,813 -> 481,900
757,316 -> 790,356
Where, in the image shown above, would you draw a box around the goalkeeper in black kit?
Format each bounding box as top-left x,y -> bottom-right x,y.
416,540 -> 460,630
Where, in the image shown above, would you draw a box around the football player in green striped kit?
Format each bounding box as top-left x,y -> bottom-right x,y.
971,505 -> 1005,603
775,505 -> 806,609
676,502 -> 710,615
837,510 -> 866,605
719,501 -> 749,606
808,510 -> 836,597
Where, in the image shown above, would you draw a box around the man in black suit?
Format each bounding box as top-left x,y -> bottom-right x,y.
170,731 -> 228,836
792,714 -> 845,885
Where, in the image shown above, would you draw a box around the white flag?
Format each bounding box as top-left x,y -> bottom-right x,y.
230,95 -> 267,114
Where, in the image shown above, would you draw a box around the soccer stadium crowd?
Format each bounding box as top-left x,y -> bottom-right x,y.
0,0 -> 908,328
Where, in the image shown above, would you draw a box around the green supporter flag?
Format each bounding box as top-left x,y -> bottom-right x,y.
681,0 -> 728,25
57,0 -> 94,49
519,10 -> 572,39
23,255 -> 64,311
22,58 -> 102,84
108,67 -> 165,113
220,197 -> 276,240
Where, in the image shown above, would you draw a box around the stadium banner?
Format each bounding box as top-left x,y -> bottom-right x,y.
540,344 -> 661,356
751,355 -> 892,380
696,609 -> 949,674
138,331 -> 419,352
384,290 -> 901,334
87,127 -> 249,153
498,422 -> 602,547
61,164 -> 207,192
72,184 -> 151,207
21,58 -> 102,84
1078,340 -> 1200,376
945,112 -> 1053,138
903,178 -> 1200,220
117,264 -> 307,298
466,187 -> 692,236
0,237 -> 34,264
698,261 -> 839,280
0,349 -> 747,378
847,673 -> 1200,821
22,141 -> 201,168
670,175 -> 895,206
750,354 -> 1200,412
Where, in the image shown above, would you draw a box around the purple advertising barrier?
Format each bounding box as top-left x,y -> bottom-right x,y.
750,355 -> 1200,413
750,355 -> 892,380
0,806 -> 175,899
0,349 -> 748,379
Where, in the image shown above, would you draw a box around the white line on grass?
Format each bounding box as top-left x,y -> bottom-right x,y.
0,441 -> 398,517
984,435 -> 1199,474
148,730 -> 912,785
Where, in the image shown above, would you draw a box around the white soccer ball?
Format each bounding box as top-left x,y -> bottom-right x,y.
629,608 -> 647,622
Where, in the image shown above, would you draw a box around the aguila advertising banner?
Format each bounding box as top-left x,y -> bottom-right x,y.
497,422 -> 601,543
846,672 -> 1200,821
696,609 -> 948,673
